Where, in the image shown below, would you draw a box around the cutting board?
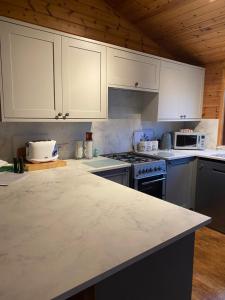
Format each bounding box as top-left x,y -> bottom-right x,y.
25,160 -> 67,171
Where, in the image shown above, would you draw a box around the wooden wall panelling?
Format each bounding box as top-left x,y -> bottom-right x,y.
0,0 -> 172,57
202,61 -> 225,144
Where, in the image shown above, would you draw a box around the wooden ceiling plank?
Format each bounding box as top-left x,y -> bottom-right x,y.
175,30 -> 225,48
168,21 -> 225,43
137,0 -> 217,26
134,0 -> 198,24
139,2 -> 225,39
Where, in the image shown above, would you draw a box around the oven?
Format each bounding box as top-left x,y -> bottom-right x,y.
133,174 -> 166,199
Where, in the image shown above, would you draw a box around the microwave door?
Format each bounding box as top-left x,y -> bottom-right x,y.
176,135 -> 198,148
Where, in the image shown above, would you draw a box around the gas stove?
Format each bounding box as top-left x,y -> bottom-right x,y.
103,152 -> 166,180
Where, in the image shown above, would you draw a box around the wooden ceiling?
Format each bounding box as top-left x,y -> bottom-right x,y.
106,0 -> 225,65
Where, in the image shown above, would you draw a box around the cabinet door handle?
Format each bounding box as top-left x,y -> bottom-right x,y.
141,178 -> 166,186
63,112 -> 70,119
135,82 -> 139,87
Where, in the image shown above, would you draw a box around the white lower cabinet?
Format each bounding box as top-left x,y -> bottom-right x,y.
107,48 -> 160,91
158,61 -> 205,121
0,22 -> 62,120
62,37 -> 107,119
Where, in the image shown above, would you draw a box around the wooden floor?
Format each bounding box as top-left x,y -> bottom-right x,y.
192,227 -> 225,300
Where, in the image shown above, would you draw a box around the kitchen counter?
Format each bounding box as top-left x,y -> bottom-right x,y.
0,158 -> 210,300
139,149 -> 225,161
66,155 -> 131,173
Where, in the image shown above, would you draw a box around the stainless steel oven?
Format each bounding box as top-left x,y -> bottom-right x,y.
102,152 -> 167,200
133,174 -> 166,199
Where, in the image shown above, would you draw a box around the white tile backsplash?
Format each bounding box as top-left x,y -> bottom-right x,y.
0,89 -> 184,162
185,119 -> 219,149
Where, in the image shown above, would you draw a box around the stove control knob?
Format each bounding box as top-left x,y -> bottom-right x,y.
154,167 -> 158,171
157,167 -> 161,171
138,170 -> 142,175
149,168 -> 152,172
142,170 -> 145,174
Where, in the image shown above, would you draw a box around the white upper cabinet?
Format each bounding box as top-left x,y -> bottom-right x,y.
0,18 -> 205,122
62,37 -> 107,119
0,22 -> 62,120
182,66 -> 205,119
158,61 -> 205,121
107,48 -> 160,91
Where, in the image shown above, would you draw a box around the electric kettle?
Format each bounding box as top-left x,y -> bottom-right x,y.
160,132 -> 172,150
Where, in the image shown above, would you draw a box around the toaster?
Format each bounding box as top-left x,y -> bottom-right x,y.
26,140 -> 58,163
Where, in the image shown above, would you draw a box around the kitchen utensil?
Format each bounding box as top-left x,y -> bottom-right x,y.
24,160 -> 67,171
86,132 -> 93,141
93,148 -> 99,157
26,140 -> 58,163
151,140 -> 159,151
84,132 -> 93,159
13,158 -> 19,173
133,129 -> 154,152
74,141 -> 84,159
160,132 -> 172,150
84,141 -> 93,159
138,141 -> 152,152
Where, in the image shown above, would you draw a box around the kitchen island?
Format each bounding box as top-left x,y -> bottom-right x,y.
0,159 -> 210,300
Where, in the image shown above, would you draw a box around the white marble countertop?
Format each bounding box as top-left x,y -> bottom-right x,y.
138,149 -> 225,161
0,158 -> 210,300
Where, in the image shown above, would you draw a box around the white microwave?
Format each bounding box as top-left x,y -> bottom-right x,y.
174,132 -> 206,150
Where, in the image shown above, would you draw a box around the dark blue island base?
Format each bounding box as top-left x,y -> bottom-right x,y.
65,233 -> 195,300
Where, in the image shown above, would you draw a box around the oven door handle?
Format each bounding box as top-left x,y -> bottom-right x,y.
141,178 -> 166,186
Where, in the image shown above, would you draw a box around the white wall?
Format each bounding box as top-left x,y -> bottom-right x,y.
0,88 -> 183,162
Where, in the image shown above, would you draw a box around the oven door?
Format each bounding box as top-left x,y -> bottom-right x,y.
134,175 -> 166,199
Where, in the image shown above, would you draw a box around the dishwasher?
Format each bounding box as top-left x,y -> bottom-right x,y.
196,158 -> 225,233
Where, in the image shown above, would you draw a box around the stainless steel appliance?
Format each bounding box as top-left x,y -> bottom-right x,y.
174,132 -> 206,150
103,152 -> 167,199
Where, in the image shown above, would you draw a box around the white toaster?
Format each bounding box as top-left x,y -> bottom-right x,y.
26,140 -> 58,163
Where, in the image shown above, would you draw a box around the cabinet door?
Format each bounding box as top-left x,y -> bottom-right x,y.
158,61 -> 204,121
62,37 -> 107,119
107,48 -> 160,91
158,61 -> 184,120
196,159 -> 225,233
182,67 -> 205,119
94,168 -> 129,186
0,22 -> 62,119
